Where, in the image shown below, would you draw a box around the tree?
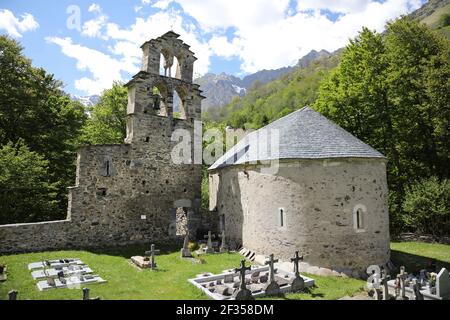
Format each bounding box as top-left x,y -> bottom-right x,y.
0,35 -> 87,222
79,82 -> 128,145
439,13 -> 450,28
0,141 -> 58,224
314,18 -> 450,234
402,177 -> 450,237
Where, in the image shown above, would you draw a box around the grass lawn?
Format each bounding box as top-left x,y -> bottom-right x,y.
0,244 -> 365,300
1,241 -> 447,300
390,241 -> 450,273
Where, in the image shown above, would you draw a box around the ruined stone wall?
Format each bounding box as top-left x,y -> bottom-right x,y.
209,158 -> 390,271
0,32 -> 204,254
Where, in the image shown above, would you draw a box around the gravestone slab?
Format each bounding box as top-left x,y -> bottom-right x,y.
131,256 -> 153,269
31,265 -> 93,280
28,259 -> 83,270
36,275 -> 107,291
436,268 -> 450,298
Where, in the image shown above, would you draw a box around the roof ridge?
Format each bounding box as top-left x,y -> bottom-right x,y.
263,105 -> 309,129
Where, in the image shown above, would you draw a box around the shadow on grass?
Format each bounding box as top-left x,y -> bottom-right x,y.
275,286 -> 319,300
390,250 -> 450,274
80,239 -> 185,259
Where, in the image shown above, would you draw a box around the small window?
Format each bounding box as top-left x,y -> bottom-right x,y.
356,209 -> 363,229
279,208 -> 285,227
353,205 -> 366,232
106,161 -> 110,177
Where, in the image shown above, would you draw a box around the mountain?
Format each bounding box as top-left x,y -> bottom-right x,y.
195,49 -> 331,111
409,0 -> 450,24
194,73 -> 245,111
71,95 -> 100,107
296,49 -> 331,68
410,0 -> 450,38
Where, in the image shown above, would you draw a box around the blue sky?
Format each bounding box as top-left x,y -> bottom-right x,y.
0,0 -> 425,96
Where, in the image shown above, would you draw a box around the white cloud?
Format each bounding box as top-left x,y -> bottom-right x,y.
0,9 -> 39,38
82,4 -> 108,38
297,0 -> 371,14
152,0 -> 172,10
105,11 -> 211,75
46,0 -> 424,95
88,3 -> 102,13
166,0 -> 423,73
46,36 -> 132,95
209,36 -> 239,59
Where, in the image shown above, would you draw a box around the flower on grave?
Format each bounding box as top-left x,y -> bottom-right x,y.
429,272 -> 437,287
188,241 -> 199,251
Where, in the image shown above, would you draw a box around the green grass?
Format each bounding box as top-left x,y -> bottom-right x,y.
0,245 -> 365,300
390,241 -> 450,274
2,241 -> 448,300
267,276 -> 365,300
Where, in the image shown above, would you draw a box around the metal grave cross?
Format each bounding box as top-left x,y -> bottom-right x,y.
235,260 -> 251,290
290,251 -> 303,278
265,254 -> 279,283
145,243 -> 160,269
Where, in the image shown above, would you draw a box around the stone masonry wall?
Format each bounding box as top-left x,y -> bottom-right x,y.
0,32 -> 204,254
210,158 -> 390,272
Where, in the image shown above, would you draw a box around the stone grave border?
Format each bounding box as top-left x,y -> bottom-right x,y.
188,265 -> 314,300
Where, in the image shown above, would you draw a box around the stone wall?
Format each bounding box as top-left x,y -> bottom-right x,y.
0,221 -> 71,253
0,32 -> 205,255
209,158 -> 390,272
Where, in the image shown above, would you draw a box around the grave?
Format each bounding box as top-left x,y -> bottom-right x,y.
290,251 -> 306,292
31,264 -> 93,280
0,264 -> 7,282
37,274 -> 107,291
28,258 -> 83,270
188,255 -> 315,300
180,231 -> 193,258
219,230 -> 228,253
264,254 -> 281,296
232,260 -> 254,300
27,257 -> 106,291
386,266 -> 450,300
202,231 -> 215,254
8,290 -> 18,300
131,243 -> 160,269
82,287 -> 101,300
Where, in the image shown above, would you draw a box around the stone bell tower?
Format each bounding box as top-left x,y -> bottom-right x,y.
122,31 -> 205,239
125,31 -> 204,144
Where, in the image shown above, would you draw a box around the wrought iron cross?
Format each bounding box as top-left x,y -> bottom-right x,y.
145,243 -> 160,269
235,260 -> 251,290
290,251 -> 303,277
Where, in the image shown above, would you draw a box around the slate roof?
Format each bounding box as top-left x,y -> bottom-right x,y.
208,106 -> 386,170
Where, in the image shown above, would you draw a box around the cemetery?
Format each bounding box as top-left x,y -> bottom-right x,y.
0,241 -> 449,300
0,27 -> 449,302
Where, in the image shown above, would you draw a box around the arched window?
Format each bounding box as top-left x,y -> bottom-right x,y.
159,53 -> 165,76
170,56 -> 182,79
173,87 -> 187,120
278,208 -> 285,228
151,85 -> 168,117
353,204 -> 367,232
